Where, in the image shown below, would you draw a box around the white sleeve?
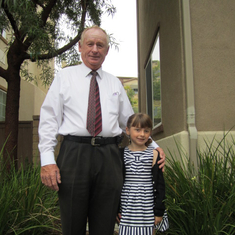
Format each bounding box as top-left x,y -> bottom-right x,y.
149,138 -> 159,149
38,74 -> 63,166
118,83 -> 134,132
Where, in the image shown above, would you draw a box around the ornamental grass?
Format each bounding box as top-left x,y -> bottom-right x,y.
0,150 -> 61,235
163,133 -> 235,235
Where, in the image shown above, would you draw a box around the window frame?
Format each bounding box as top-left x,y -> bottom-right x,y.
145,31 -> 163,134
0,88 -> 7,122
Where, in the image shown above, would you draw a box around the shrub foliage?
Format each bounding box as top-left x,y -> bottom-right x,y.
1,134 -> 235,234
164,135 -> 235,235
0,158 -> 61,235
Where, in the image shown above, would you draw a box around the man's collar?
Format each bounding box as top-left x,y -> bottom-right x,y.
96,67 -> 103,79
82,63 -> 103,79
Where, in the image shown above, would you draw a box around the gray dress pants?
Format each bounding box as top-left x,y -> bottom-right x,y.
57,139 -> 123,235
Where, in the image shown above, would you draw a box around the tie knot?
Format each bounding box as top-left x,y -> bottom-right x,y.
91,71 -> 97,76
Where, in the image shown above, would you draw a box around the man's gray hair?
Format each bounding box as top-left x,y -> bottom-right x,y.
80,25 -> 110,46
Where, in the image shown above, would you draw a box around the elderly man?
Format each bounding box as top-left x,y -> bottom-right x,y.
38,25 -> 165,235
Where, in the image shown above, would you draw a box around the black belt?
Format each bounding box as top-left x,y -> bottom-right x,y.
64,135 -> 122,146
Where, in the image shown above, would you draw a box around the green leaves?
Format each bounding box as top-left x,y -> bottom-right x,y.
1,0 -> 117,74
0,159 -> 61,235
164,134 -> 235,235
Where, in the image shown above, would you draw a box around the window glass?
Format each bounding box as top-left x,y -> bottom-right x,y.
0,89 -> 6,121
145,33 -> 161,127
1,29 -> 6,39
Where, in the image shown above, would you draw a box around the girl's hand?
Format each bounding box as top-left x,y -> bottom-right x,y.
116,213 -> 121,225
154,216 -> 163,226
156,147 -> 165,172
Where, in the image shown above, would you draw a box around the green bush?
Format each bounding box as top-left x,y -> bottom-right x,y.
164,135 -> 235,235
2,134 -> 235,235
0,156 -> 61,235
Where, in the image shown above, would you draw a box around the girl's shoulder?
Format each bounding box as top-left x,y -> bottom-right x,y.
152,149 -> 160,167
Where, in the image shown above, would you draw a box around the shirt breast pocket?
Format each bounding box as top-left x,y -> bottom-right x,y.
108,92 -> 120,115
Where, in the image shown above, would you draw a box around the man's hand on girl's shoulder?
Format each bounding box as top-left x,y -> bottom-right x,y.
156,147 -> 165,172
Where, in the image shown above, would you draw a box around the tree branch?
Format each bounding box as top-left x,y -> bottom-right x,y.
31,0 -> 45,9
24,30 -> 82,61
1,0 -> 21,39
23,0 -> 57,48
24,1 -> 87,61
41,0 -> 57,26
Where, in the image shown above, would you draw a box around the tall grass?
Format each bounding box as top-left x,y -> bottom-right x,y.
164,135 -> 235,235
2,134 -> 235,235
0,153 -> 61,234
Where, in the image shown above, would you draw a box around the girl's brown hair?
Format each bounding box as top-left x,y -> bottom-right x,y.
127,113 -> 153,146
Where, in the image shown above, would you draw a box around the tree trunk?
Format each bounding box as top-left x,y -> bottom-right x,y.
3,40 -> 23,171
4,69 -> 21,170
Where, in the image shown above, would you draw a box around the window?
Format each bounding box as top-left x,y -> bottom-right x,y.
145,33 -> 162,128
0,89 -> 6,121
1,29 -> 6,39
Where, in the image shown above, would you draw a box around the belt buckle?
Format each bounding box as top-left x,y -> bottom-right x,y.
91,137 -> 100,146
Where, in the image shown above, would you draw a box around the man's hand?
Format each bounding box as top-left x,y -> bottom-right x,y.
40,164 -> 61,191
156,147 -> 165,172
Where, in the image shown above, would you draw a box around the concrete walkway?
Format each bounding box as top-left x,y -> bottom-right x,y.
86,223 -> 119,234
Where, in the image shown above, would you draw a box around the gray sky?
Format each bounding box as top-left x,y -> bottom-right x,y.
101,0 -> 138,78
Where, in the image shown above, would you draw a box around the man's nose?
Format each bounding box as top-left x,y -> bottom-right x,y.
92,45 -> 98,52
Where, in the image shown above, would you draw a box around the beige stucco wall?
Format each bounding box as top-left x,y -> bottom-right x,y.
19,79 -> 47,121
190,1 -> 235,131
19,60 -> 53,120
0,35 -> 8,79
137,0 -> 186,139
0,76 -> 48,121
137,0 -> 235,160
26,60 -> 51,94
156,130 -> 235,162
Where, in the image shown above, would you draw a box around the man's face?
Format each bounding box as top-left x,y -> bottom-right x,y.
79,28 -> 109,71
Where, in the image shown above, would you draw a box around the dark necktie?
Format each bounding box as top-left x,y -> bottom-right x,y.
86,71 -> 102,136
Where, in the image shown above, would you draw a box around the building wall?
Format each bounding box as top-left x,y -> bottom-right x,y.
137,0 -> 235,160
19,79 -> 48,121
190,1 -> 235,131
137,0 -> 186,138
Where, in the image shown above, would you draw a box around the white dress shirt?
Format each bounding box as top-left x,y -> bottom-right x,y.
38,63 -> 158,166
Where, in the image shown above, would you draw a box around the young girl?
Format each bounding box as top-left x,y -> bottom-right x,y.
118,113 -> 166,235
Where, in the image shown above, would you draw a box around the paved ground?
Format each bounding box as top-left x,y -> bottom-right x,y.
86,223 -> 119,234
86,232 -> 118,235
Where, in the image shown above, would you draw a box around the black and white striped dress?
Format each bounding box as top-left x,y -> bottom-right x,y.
119,146 -> 154,235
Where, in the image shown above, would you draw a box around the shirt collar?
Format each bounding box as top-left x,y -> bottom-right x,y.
82,63 -> 103,79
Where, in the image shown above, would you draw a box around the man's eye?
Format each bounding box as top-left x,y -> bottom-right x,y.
97,44 -> 103,48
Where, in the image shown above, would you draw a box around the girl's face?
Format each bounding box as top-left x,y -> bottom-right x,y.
126,125 -> 151,147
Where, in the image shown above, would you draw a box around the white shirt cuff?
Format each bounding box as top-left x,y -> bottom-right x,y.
40,151 -> 56,166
